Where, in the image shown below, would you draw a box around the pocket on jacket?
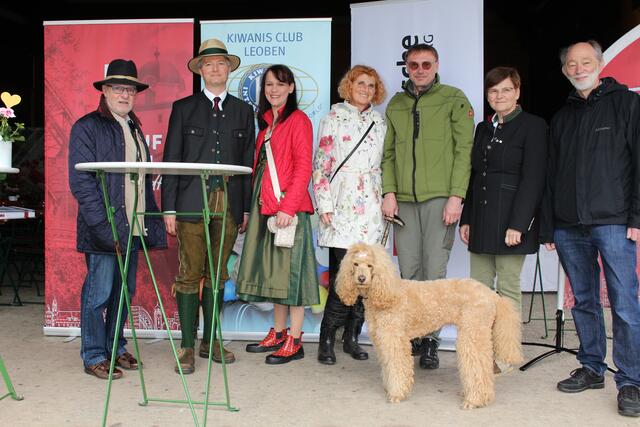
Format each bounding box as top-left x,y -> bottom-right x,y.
500,183 -> 518,191
89,220 -> 115,252
183,125 -> 204,137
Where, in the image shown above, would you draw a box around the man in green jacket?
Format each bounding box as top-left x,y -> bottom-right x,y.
381,43 -> 474,369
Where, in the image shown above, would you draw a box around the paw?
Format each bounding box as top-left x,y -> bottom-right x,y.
387,394 -> 406,403
462,401 -> 480,410
462,397 -> 491,409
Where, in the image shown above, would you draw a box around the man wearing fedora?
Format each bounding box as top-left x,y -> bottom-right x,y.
69,59 -> 167,380
162,39 -> 255,373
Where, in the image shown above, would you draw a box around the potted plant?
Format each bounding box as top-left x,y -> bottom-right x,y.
0,92 -> 25,169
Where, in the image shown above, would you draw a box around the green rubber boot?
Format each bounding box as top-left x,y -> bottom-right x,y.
199,287 -> 235,363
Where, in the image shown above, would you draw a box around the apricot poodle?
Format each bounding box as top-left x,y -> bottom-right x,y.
336,243 -> 523,409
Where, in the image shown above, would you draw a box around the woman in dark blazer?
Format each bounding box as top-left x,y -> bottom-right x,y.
460,66 -> 547,312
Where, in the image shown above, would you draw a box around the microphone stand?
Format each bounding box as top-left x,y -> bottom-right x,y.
520,263 -> 578,371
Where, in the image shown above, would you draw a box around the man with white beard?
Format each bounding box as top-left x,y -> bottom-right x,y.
540,40 -> 640,417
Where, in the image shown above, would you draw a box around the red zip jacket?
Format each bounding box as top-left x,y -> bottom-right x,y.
255,108 -> 314,216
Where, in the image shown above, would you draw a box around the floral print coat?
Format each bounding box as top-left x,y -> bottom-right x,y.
312,101 -> 387,248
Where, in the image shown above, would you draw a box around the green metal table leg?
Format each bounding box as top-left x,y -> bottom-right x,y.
136,223 -> 200,425
0,353 -> 23,401
200,176 -> 238,427
97,171 -> 200,427
98,171 -> 139,427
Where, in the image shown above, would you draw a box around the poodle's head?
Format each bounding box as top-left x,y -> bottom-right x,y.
335,243 -> 399,310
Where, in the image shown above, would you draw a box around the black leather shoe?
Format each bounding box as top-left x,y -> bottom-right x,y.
343,340 -> 368,360
557,367 -> 604,393
618,385 -> 640,417
419,338 -> 439,369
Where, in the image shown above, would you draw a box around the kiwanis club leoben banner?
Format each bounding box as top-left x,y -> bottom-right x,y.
43,19 -> 194,335
200,19 -> 332,340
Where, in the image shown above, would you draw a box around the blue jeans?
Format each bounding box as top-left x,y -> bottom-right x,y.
555,225 -> 640,388
80,239 -> 139,367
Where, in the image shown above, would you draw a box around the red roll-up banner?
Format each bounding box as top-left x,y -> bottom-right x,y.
44,19 -> 193,334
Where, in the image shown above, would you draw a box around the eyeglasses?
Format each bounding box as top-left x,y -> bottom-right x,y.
487,87 -> 515,97
407,61 -> 436,71
107,85 -> 138,95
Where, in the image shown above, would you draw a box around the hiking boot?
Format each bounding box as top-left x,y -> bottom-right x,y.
199,340 -> 235,364
618,385 -> 640,417
174,348 -> 195,375
557,367 -> 604,393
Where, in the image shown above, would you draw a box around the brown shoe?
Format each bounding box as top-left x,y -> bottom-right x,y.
174,348 -> 195,374
200,340 -> 235,364
84,360 -> 123,380
115,351 -> 139,370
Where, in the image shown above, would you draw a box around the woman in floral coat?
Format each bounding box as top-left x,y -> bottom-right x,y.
312,65 -> 387,365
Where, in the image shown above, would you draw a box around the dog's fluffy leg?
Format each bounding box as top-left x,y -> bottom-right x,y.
492,296 -> 524,365
376,334 -> 414,403
456,315 -> 495,409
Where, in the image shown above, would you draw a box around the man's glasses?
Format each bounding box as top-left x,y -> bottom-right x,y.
407,61 -> 436,71
107,85 -> 138,95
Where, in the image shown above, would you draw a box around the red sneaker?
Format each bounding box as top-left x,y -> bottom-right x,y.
246,328 -> 288,353
265,333 -> 304,364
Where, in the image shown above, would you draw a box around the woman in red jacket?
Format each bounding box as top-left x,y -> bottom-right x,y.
237,64 -> 319,364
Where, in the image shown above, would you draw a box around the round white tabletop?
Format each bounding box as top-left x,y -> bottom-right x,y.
75,162 -> 252,176
0,167 -> 20,174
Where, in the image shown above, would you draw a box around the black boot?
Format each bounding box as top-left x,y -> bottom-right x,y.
317,324 -> 337,365
342,297 -> 368,360
317,247 -> 350,365
419,337 -> 439,369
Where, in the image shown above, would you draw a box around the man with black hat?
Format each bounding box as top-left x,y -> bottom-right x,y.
162,39 -> 255,374
69,59 -> 167,380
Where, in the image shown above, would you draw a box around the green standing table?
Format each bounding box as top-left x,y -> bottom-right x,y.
74,161 -> 252,427
0,165 -> 24,402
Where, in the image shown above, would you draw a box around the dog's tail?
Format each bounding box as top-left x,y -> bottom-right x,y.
493,296 -> 524,365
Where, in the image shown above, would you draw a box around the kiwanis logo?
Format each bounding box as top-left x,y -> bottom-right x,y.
229,64 -> 319,113
236,64 -> 268,112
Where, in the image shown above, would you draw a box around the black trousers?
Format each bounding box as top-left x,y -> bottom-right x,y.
320,247 -> 365,336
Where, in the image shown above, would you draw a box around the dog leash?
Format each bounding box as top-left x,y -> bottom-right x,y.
380,214 -> 405,246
